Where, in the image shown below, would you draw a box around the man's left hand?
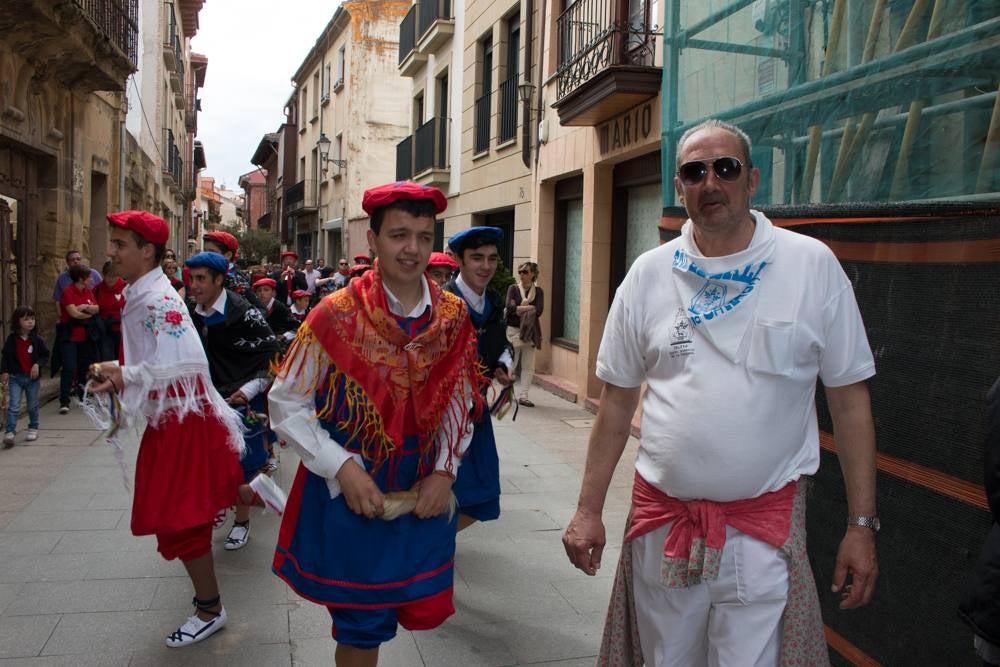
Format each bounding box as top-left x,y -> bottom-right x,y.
832,526 -> 878,609
494,367 -> 514,387
412,472 -> 453,518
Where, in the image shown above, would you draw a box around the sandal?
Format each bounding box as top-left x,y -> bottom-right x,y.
165,596 -> 227,647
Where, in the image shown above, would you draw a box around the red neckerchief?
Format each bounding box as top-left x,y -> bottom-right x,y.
297,268 -> 486,472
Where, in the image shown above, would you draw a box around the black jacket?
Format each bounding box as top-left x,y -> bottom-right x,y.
271,269 -> 308,305
0,333 -> 50,375
189,289 -> 280,397
264,298 -> 300,338
444,278 -> 511,378
959,376 -> 1000,645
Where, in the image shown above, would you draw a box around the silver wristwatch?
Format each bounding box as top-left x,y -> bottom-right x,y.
847,515 -> 880,532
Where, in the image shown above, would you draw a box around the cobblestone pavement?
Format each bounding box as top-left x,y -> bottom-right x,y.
0,385 -> 639,666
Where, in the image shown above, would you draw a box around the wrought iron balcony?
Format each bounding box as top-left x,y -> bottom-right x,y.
396,136 -> 413,181
414,117 -> 449,188
416,0 -> 453,53
498,75 -> 518,143
552,0 -> 660,126
0,0 -> 138,92
398,5 -> 427,76
286,179 -> 317,214
474,93 -> 491,154
170,35 -> 185,95
161,128 -> 182,191
162,2 -> 177,69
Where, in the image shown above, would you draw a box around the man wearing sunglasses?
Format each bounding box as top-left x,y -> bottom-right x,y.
564,119 -> 878,664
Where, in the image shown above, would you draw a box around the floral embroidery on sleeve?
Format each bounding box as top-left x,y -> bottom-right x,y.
143,294 -> 191,338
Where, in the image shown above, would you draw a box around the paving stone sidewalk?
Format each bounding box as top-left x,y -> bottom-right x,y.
0,387 -> 639,666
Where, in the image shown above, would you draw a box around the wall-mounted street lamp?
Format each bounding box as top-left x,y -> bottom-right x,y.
317,133 -> 347,171
517,81 -> 536,107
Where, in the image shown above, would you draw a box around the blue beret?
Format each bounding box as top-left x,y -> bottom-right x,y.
185,251 -> 228,273
447,226 -> 504,253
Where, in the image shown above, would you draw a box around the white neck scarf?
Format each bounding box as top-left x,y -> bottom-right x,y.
671,210 -> 775,363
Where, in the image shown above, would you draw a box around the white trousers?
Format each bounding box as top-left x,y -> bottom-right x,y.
506,326 -> 535,399
631,523 -> 789,667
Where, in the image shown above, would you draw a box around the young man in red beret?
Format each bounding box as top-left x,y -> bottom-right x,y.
269,182 -> 487,666
89,211 -> 246,648
272,251 -> 307,306
202,231 -> 264,310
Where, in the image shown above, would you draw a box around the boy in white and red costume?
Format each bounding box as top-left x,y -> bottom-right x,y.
90,210 -> 246,648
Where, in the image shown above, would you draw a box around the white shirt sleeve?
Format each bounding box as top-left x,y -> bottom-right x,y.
267,339 -> 355,498
498,348 -> 513,373
238,377 -> 270,401
433,379 -> 476,474
595,267 -> 647,388
819,280 -> 876,387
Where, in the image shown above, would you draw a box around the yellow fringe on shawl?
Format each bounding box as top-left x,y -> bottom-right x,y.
273,319 -> 437,473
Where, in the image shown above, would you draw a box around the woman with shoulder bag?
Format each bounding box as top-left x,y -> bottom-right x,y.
505,262 -> 543,407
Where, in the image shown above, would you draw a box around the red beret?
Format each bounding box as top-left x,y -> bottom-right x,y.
253,277 -> 277,289
281,251 -> 298,259
361,181 -> 447,216
106,210 -> 168,245
427,251 -> 458,271
354,254 -> 372,264
292,289 -> 311,299
350,264 -> 372,277
203,231 -> 239,253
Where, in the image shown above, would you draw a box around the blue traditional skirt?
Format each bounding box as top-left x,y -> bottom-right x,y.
273,436 -> 457,610
238,393 -> 269,483
452,414 -> 501,521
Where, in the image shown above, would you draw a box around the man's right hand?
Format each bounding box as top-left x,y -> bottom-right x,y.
336,459 -> 385,519
562,508 -> 606,576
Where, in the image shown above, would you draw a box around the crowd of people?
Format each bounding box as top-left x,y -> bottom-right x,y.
1,119 -> 916,667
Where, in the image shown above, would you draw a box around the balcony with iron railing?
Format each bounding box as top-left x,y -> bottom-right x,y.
162,2 -> 177,69
169,35 -> 185,96
414,117 -> 450,188
161,128 -> 182,191
552,0 -> 660,126
0,0 -> 138,92
474,92 -> 491,155
498,76 -> 519,144
396,136 -> 413,181
184,92 -> 198,132
398,4 -> 427,77
416,0 -> 454,54
286,179 -> 317,214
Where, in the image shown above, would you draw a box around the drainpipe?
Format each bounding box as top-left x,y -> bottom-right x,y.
533,0 -> 546,168
521,0 -> 534,168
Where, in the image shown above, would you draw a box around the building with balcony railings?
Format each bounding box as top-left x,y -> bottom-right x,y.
396,0 -> 463,245
280,1 -> 410,263
527,0 -> 663,402
125,0 -> 206,256
444,0 -> 533,270
0,0 -> 138,340
251,102 -> 299,252
238,170 -> 268,232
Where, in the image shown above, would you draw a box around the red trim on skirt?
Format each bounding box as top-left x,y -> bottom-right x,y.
157,523 -> 212,561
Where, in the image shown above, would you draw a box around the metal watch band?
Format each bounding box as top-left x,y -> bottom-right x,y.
847,515 -> 880,532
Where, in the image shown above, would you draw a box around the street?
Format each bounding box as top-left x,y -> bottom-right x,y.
0,385 -> 637,666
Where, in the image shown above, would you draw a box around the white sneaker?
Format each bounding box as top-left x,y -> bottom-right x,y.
58,406 -> 69,415
165,606 -> 227,647
2,432 -> 14,447
25,429 -> 38,442
224,522 -> 250,550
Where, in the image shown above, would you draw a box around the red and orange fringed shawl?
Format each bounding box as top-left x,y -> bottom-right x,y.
277,268 -> 488,475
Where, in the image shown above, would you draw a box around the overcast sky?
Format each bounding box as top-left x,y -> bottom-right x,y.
190,1 -> 340,190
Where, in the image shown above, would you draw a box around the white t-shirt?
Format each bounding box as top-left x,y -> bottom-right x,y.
596,213 -> 875,502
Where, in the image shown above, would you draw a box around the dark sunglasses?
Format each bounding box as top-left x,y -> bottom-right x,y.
677,156 -> 745,186
338,262 -> 349,266
518,269 -> 531,274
